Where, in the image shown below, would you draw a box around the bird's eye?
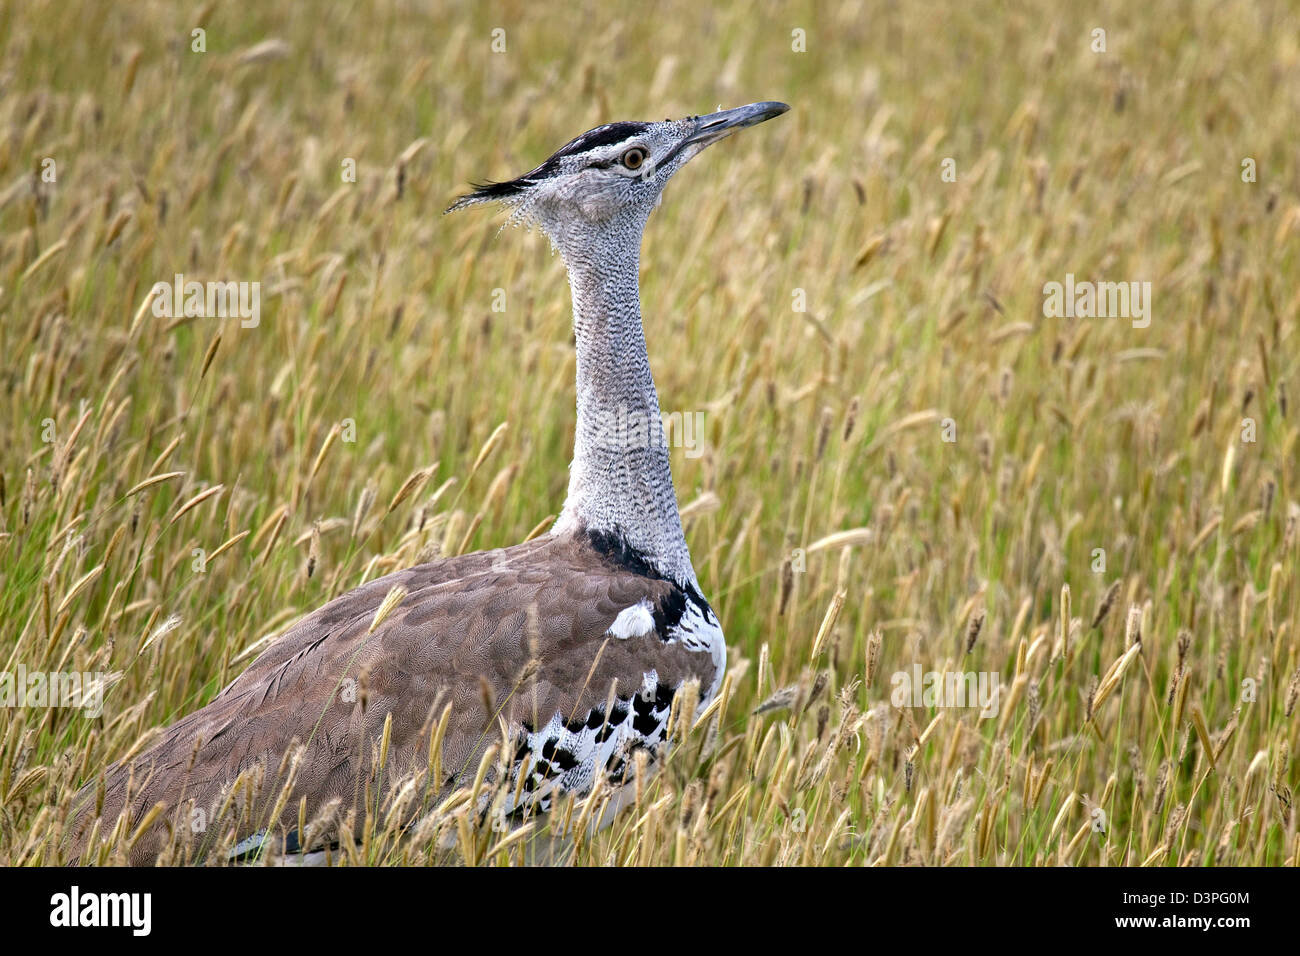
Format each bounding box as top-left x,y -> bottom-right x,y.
621,147 -> 647,170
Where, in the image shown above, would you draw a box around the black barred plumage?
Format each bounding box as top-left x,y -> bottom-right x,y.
506,669 -> 679,821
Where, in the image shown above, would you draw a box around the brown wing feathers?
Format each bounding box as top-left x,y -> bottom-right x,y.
66,531 -> 716,863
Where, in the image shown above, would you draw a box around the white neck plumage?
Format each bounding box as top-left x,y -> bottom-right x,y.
551,220 -> 696,588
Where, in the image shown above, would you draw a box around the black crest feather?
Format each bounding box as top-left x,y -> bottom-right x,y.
446,120 -> 650,213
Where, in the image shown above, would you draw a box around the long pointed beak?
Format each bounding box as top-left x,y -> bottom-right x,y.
683,101 -> 790,148
657,101 -> 789,169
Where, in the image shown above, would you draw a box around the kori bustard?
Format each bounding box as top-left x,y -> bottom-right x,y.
67,101 -> 789,863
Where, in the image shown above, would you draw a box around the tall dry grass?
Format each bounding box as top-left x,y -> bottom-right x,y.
1,0 -> 1297,864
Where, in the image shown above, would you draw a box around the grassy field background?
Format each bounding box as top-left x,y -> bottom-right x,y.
1,0 -> 1297,865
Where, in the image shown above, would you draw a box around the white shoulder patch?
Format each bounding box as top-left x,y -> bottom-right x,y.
607,599 -> 655,639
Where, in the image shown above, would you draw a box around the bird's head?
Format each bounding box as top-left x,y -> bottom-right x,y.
447,101 -> 789,250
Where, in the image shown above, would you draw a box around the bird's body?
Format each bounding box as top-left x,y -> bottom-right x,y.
66,101 -> 787,864
77,529 -> 719,863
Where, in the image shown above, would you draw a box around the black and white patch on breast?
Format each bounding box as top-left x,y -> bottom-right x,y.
487,526 -> 728,823
587,525 -> 726,699
662,598 -> 725,699
505,671 -> 675,820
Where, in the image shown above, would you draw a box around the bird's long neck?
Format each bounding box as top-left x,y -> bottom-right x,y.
553,228 -> 695,587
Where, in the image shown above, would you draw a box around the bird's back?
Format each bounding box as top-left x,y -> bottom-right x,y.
65,528 -> 721,864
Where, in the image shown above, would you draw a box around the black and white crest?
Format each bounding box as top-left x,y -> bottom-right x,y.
448,121 -> 651,209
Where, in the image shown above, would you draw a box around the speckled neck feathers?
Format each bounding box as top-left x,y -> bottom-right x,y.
551,214 -> 696,588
